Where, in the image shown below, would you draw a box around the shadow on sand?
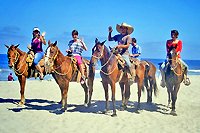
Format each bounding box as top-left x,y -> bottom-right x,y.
0,97 -> 171,116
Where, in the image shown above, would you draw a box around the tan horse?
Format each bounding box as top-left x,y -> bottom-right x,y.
45,41 -> 90,111
88,39 -> 145,116
5,44 -> 45,105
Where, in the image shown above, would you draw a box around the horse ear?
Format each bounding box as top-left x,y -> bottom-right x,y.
53,41 -> 57,46
15,44 -> 20,48
101,40 -> 106,45
48,40 -> 51,45
95,38 -> 99,44
5,45 -> 9,49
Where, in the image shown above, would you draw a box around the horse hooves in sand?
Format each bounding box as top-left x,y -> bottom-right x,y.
170,110 -> 177,116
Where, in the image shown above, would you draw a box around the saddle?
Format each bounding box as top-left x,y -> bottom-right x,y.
26,50 -> 35,67
26,48 -> 45,78
115,54 -> 139,70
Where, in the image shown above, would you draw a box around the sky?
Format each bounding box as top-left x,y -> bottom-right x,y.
0,0 -> 200,60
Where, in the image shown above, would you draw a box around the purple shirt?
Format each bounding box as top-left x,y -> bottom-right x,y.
31,38 -> 43,53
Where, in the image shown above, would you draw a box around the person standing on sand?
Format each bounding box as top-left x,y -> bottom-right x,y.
8,73 -> 14,81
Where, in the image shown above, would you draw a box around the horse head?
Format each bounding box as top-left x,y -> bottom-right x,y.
167,44 -> 179,69
45,40 -> 58,73
91,38 -> 106,66
5,44 -> 20,68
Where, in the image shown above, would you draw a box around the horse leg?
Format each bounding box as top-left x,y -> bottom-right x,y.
102,80 -> 109,113
110,82 -> 117,117
124,82 -> 130,108
137,76 -> 144,110
18,75 -> 26,106
119,82 -> 125,108
167,90 -> 171,108
166,84 -> 172,108
171,84 -> 180,115
61,80 -> 69,110
148,78 -> 154,103
87,77 -> 94,107
81,82 -> 89,107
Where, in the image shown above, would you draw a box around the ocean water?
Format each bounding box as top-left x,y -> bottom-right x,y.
0,54 -> 200,81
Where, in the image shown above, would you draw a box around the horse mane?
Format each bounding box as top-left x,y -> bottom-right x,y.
103,45 -> 111,59
16,47 -> 26,55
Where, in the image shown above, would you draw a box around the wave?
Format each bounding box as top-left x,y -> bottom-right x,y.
188,69 -> 200,73
0,68 -> 12,72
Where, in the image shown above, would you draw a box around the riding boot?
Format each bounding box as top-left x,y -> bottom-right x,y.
36,64 -> 44,80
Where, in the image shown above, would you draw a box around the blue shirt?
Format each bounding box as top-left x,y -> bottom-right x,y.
132,44 -> 141,59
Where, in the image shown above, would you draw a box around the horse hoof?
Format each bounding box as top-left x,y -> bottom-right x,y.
83,103 -> 88,107
170,110 -> 177,116
17,101 -> 25,106
120,104 -> 127,111
111,114 -> 117,117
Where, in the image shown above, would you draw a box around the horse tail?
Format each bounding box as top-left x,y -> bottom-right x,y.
145,64 -> 150,77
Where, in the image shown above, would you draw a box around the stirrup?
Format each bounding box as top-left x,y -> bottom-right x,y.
184,78 -> 191,86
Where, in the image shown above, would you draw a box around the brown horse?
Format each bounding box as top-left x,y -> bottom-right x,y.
89,38 -> 145,116
5,44 -> 45,105
164,45 -> 185,115
140,60 -> 158,103
45,40 -> 90,110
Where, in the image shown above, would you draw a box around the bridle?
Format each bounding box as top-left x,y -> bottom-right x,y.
91,44 -> 117,75
46,46 -> 72,76
167,51 -> 182,76
91,44 -> 105,59
8,48 -> 27,75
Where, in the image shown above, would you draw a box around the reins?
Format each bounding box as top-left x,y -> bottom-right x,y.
167,58 -> 182,76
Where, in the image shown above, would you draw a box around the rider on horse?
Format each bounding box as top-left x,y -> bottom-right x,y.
66,30 -> 88,84
108,22 -> 135,82
160,30 -> 190,87
31,27 -> 46,80
130,37 -> 142,60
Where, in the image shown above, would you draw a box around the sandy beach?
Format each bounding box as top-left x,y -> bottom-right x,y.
0,75 -> 200,133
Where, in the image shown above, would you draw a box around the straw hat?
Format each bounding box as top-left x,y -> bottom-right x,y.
116,22 -> 134,34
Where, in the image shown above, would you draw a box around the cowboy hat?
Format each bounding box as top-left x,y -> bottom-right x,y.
116,22 -> 134,34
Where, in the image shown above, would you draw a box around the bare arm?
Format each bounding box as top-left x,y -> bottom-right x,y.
40,32 -> 46,45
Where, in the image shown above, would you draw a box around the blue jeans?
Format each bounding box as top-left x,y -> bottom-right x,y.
121,54 -> 132,68
33,52 -> 44,65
